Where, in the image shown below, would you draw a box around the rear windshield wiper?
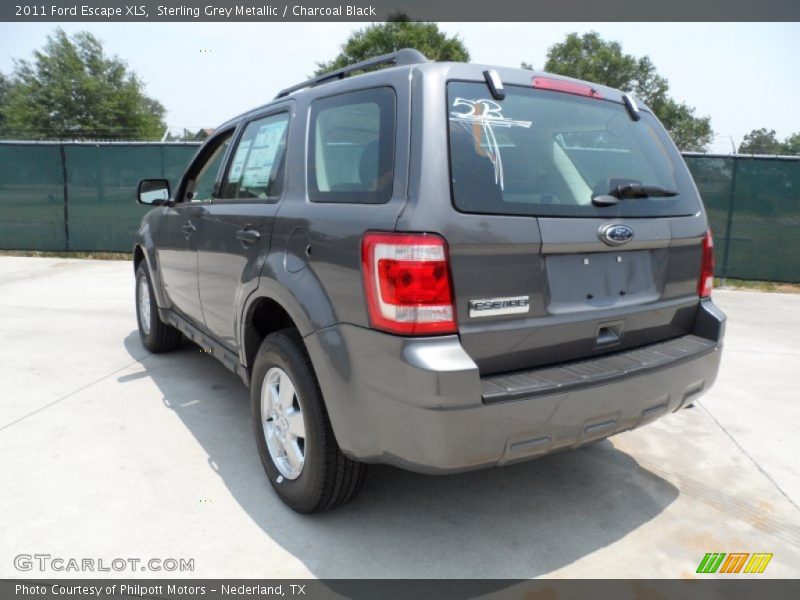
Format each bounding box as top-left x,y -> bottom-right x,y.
592,183 -> 679,207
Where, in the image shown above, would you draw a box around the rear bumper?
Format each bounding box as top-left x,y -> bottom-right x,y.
304,299 -> 725,474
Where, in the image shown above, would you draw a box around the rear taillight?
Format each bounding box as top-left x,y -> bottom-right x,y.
361,232 -> 457,335
532,76 -> 603,99
699,230 -> 715,298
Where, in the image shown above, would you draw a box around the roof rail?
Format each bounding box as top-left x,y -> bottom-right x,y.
274,48 -> 428,99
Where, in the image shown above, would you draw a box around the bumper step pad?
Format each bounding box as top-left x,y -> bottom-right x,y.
482,335 -> 717,404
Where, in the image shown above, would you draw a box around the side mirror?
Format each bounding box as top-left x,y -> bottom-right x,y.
137,179 -> 170,205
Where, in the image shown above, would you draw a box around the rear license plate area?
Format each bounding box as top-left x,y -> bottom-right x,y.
545,250 -> 660,313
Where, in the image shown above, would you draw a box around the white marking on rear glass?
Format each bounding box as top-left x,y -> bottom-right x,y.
450,98 -> 533,191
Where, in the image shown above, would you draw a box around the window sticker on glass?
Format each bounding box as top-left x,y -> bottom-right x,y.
227,139 -> 252,183
223,113 -> 289,199
254,121 -> 286,148
241,147 -> 276,187
240,121 -> 288,189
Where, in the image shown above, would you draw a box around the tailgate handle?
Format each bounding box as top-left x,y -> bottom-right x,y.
596,321 -> 624,346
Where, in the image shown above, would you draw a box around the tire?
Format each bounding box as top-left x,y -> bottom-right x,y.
135,262 -> 182,353
251,329 -> 366,513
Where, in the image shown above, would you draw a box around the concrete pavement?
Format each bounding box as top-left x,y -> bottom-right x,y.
1,257 -> 799,579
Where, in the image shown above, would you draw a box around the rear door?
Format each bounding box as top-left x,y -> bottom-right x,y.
196,107 -> 291,350
406,79 -> 707,375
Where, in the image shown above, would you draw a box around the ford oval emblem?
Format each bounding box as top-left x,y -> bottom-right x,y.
598,223 -> 634,246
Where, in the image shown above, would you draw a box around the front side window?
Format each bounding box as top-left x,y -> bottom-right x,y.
447,82 -> 702,217
222,112 -> 289,200
185,132 -> 233,202
308,87 -> 396,204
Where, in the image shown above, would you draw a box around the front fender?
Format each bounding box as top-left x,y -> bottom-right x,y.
133,209 -> 168,309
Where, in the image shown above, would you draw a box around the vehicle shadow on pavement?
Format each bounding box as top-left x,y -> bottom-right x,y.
123,331 -> 679,581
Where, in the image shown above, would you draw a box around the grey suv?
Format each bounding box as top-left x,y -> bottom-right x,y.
134,49 -> 725,513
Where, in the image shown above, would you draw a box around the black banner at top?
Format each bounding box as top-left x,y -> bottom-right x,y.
3,0 -> 800,22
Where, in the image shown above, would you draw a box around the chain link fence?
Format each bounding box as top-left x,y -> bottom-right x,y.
0,142 -> 799,282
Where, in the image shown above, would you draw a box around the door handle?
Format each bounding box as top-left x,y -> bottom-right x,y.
181,220 -> 197,239
236,228 -> 261,245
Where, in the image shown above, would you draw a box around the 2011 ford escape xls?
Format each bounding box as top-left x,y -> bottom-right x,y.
133,49 -> 725,513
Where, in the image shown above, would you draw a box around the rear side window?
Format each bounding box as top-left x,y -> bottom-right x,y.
308,87 -> 395,204
447,82 -> 702,218
222,112 -> 289,200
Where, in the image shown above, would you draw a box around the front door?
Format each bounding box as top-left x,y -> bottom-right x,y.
157,130 -> 233,326
197,110 -> 291,350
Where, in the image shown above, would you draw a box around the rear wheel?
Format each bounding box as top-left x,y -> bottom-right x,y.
251,329 -> 366,513
135,262 -> 182,353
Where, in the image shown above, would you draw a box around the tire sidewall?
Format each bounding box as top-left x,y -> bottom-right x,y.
251,332 -> 326,512
135,264 -> 157,348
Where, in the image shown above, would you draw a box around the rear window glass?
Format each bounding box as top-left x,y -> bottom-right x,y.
447,82 -> 701,218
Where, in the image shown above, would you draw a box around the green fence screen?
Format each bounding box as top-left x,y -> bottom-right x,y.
0,144 -> 66,251
683,154 -> 800,282
1,142 -> 799,282
0,142 -> 199,253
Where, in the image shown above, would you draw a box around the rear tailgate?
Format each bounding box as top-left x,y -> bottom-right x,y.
450,215 -> 704,375
435,79 -> 708,375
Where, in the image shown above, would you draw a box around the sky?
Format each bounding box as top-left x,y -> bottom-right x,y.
0,22 -> 798,152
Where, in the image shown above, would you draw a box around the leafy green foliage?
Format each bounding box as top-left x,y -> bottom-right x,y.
783,133 -> 800,156
738,128 -> 782,154
540,32 -> 712,151
652,99 -> 713,153
739,128 -> 800,156
0,73 -> 9,135
315,16 -> 469,76
165,127 -> 209,142
1,28 -> 166,140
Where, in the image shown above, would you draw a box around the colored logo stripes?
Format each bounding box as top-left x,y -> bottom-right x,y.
696,552 -> 773,574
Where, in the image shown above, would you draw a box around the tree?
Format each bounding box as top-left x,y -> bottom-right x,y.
538,32 -> 712,151
0,72 -> 9,135
738,128 -> 782,154
738,129 -> 800,155
652,99 -> 713,153
165,127 -> 214,142
3,28 -> 166,140
315,16 -> 469,76
783,133 -> 800,156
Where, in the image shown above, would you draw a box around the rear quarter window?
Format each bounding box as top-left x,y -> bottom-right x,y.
447,81 -> 702,218
308,87 -> 396,204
